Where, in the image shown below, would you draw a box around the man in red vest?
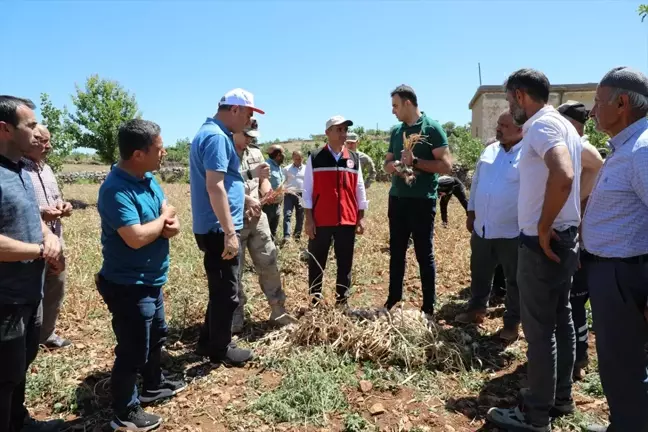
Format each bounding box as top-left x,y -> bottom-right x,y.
303,116 -> 368,306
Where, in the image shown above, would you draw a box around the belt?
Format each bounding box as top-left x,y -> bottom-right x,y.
582,250 -> 648,264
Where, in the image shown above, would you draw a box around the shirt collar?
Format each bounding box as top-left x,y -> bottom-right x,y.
206,117 -> 232,137
21,157 -> 44,172
111,164 -> 153,184
608,118 -> 648,151
522,105 -> 556,135
0,154 -> 24,172
267,158 -> 280,168
496,139 -> 523,153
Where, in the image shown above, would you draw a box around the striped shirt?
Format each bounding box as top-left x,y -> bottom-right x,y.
21,158 -> 63,239
582,118 -> 648,258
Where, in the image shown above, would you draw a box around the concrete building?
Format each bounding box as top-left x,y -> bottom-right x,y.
469,83 -> 598,142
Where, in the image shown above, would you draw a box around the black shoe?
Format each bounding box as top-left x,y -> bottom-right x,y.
195,343 -> 208,357
22,417 -> 64,432
139,378 -> 188,404
111,405 -> 161,431
210,345 -> 254,367
384,299 -> 399,310
43,334 -> 72,350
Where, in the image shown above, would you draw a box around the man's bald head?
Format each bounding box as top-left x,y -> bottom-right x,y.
496,110 -> 523,148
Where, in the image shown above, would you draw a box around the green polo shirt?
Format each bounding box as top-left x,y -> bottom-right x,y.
388,113 -> 448,200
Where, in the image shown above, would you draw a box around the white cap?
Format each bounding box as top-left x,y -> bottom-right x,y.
325,115 -> 353,131
346,132 -> 359,142
218,88 -> 265,114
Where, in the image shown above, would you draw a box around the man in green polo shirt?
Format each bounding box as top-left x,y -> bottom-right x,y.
383,85 -> 452,320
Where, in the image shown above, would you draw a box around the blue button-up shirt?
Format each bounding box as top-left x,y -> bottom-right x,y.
582,118 -> 648,258
266,158 -> 285,190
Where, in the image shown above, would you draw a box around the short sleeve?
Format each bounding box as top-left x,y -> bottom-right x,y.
100,188 -> 140,230
426,122 -> 449,150
528,119 -> 566,158
202,134 -> 232,173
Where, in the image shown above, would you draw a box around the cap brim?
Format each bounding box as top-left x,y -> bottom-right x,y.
251,107 -> 265,115
245,130 -> 260,138
327,119 -> 354,130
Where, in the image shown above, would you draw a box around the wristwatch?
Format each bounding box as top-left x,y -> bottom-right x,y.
412,157 -> 419,167
39,243 -> 44,258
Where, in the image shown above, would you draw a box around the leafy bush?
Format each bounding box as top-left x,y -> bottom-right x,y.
164,137 -> 190,166
448,126 -> 483,169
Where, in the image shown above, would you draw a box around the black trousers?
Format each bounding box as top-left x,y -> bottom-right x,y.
439,184 -> 468,225
308,225 -> 356,303
195,231 -> 241,358
0,303 -> 41,432
492,264 -> 507,296
570,267 -> 589,366
387,196 -> 437,314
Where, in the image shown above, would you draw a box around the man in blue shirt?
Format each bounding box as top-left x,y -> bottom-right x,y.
582,67 -> 648,432
190,88 -> 264,367
97,119 -> 186,432
0,96 -> 64,432
263,144 -> 286,241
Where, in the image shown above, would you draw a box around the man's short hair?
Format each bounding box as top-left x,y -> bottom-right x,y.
0,95 -> 36,126
504,69 -> 551,103
391,85 -> 418,107
118,119 -> 161,160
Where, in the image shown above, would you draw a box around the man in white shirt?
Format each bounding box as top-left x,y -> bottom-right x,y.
488,69 -> 581,432
282,150 -> 305,242
455,111 -> 523,342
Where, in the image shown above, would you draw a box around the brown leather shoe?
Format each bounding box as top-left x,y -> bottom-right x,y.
498,324 -> 520,342
455,308 -> 487,324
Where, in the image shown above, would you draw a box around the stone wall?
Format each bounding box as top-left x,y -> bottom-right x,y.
57,167 -> 188,184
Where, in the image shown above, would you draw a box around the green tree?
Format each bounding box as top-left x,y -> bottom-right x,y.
67,75 -> 140,164
165,137 -> 191,165
584,118 -> 609,149
39,93 -> 74,172
448,125 -> 483,168
639,4 -> 648,21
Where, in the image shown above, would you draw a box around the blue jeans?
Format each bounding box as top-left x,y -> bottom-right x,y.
283,194 -> 304,240
96,275 -> 167,413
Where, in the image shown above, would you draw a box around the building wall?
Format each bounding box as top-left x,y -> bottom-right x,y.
471,89 -> 595,142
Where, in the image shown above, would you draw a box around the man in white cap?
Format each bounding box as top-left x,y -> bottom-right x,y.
303,115 -> 368,306
345,132 -> 376,188
582,66 -> 648,432
190,88 -> 264,367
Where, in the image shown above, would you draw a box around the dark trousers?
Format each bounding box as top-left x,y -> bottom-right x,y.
468,233 -> 520,327
196,232 -> 241,358
570,267 -> 589,366
0,303 -> 41,432
308,225 -> 356,303
518,228 -> 578,427
387,196 -> 437,314
492,264 -> 506,296
263,204 -> 281,241
585,254 -> 648,432
96,275 -> 167,413
283,194 -> 304,240
439,186 -> 468,225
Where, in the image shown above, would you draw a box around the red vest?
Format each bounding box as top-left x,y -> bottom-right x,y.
310,146 -> 360,227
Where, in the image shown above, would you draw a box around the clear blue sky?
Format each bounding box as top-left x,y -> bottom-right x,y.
3,0 -> 646,147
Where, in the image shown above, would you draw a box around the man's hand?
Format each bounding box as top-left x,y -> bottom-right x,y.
401,149 -> 414,166
356,217 -> 366,235
384,161 -> 397,174
48,255 -> 65,275
161,200 -> 177,220
162,217 -> 180,239
42,231 -> 62,262
466,212 -> 475,234
538,224 -> 561,263
222,232 -> 239,260
59,202 -> 73,217
254,162 -> 270,180
245,196 -> 262,218
305,217 -> 316,240
41,206 -> 62,222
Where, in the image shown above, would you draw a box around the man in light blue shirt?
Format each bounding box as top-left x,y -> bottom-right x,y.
582,67 -> 648,432
455,111 -> 523,342
190,88 -> 264,367
262,144 -> 285,241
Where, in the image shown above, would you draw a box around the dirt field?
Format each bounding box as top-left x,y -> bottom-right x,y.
28,182 -> 608,431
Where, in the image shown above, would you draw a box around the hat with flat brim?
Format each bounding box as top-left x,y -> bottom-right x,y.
326,115 -> 353,130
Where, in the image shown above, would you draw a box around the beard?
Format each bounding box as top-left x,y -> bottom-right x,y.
509,101 -> 528,126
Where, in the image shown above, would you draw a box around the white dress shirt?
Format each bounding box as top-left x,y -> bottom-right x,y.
302,146 -> 368,210
517,106 -> 582,235
283,163 -> 305,192
468,141 -> 522,239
